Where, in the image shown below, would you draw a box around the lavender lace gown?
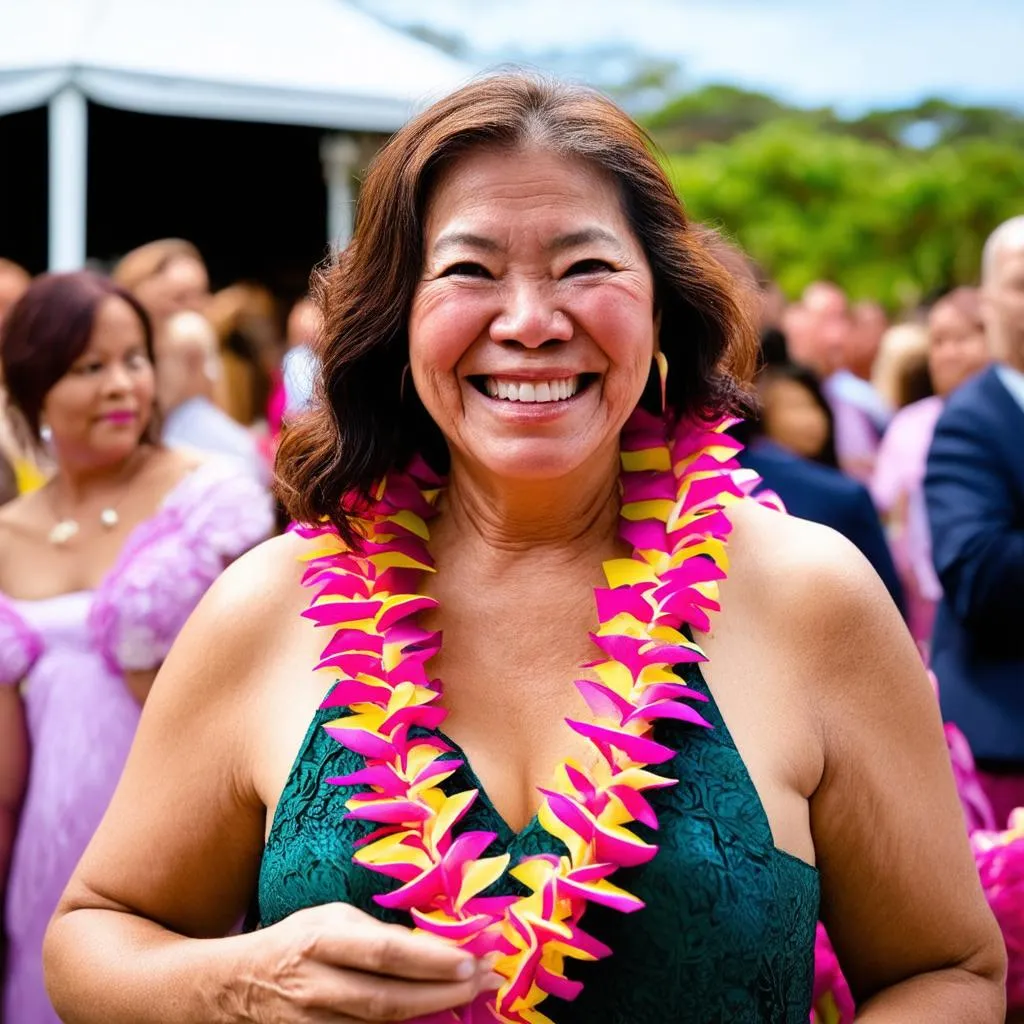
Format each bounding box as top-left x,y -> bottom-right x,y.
0,458 -> 274,1024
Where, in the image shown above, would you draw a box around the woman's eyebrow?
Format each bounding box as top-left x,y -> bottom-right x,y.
430,232 -> 502,258
430,226 -> 623,258
543,227 -> 622,252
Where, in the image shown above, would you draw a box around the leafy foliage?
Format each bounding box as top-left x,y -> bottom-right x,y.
649,88 -> 1024,306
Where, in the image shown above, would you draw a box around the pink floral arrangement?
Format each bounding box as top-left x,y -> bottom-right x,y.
972,810 -> 1024,1008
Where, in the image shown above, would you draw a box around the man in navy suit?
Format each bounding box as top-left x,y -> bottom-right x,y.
925,216 -> 1024,827
739,438 -> 905,612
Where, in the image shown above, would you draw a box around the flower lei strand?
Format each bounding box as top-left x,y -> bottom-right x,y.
295,408 -> 777,1024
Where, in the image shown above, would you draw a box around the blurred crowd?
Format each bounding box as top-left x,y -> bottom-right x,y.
1,214 -> 1023,1020
0,241 -> 320,503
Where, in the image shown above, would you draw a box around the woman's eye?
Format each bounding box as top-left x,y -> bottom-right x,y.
126,352 -> 150,370
74,362 -> 103,375
439,262 -> 492,279
564,259 -> 613,276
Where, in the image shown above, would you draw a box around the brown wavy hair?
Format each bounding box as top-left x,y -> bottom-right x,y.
276,73 -> 758,542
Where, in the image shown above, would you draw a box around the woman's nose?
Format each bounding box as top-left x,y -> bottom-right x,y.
102,361 -> 133,393
489,281 -> 573,349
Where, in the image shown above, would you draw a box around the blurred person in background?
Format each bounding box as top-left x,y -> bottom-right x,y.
783,282 -> 889,483
111,238 -> 210,326
847,300 -> 888,383
0,258 -> 41,504
0,272 -> 273,1023
926,216 -> 1024,829
873,289 -> 989,646
743,360 -> 904,611
756,359 -> 839,466
157,310 -> 267,482
206,282 -> 282,429
871,323 -> 931,411
0,259 -> 30,322
281,295 -> 321,419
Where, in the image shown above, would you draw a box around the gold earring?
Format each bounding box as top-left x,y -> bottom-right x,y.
654,351 -> 668,415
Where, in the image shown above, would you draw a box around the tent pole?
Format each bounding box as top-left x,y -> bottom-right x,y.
48,86 -> 88,271
320,134 -> 360,255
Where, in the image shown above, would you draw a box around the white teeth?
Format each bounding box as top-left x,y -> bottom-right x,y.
482,375 -> 581,403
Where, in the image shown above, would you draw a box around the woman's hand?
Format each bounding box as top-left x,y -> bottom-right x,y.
229,902 -> 501,1023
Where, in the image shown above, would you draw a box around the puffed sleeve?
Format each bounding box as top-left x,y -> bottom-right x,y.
89,459 -> 275,673
0,594 -> 42,688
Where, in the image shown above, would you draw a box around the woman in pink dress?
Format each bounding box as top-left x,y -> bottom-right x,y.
0,271 -> 273,1023
871,288 -> 989,647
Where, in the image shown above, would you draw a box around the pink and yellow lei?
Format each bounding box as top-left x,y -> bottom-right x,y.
295,409 -> 777,1023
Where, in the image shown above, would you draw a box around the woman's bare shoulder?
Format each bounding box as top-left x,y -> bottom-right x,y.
723,497 -> 905,672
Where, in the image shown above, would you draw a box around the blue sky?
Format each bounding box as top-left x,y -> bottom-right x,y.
364,0 -> 1024,111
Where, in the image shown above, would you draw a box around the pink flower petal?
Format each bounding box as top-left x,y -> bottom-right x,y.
345,797 -> 432,824
323,725 -> 394,759
626,700 -> 711,729
321,679 -> 393,709
566,719 -> 676,764
618,518 -> 669,551
575,679 -> 634,721
607,784 -> 659,828
536,965 -> 584,1002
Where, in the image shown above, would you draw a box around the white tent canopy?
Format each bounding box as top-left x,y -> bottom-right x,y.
0,0 -> 472,267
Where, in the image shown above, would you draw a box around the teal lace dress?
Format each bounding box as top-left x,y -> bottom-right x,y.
259,661 -> 820,1022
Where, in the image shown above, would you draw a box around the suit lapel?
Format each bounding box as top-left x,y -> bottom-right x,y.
979,366 -> 1024,487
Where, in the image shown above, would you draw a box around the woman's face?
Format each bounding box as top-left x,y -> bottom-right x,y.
928,302 -> 988,398
135,257 -> 209,325
41,296 -> 156,467
760,376 -> 830,460
408,146 -> 657,485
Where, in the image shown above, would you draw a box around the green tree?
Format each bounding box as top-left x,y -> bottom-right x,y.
663,122 -> 1024,307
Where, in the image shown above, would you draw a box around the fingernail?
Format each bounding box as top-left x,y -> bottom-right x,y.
480,952 -> 502,972
455,958 -> 476,980
481,971 -> 504,992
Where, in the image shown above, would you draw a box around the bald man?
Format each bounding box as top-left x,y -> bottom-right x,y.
925,215 -> 1024,827
158,311 -> 267,482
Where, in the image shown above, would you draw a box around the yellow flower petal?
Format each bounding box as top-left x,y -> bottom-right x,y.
620,447 -> 671,472
458,853 -> 511,907
603,558 -> 658,588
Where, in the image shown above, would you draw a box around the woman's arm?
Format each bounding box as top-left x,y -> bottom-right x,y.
44,536 -> 499,1023
760,511 -> 1006,1019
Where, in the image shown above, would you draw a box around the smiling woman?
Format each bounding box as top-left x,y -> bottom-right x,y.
41,75 -> 1005,1024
